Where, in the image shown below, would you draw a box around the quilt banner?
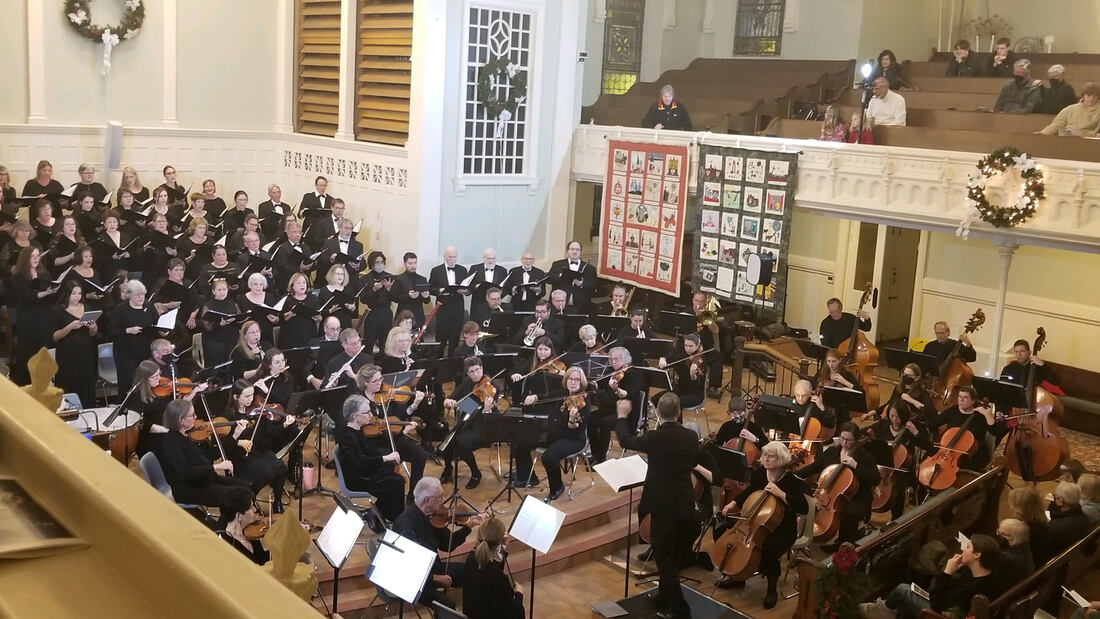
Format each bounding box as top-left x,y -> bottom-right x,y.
598,141 -> 688,296
691,145 -> 798,315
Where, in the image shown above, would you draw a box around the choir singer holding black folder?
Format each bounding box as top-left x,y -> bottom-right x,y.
548,240 -> 597,314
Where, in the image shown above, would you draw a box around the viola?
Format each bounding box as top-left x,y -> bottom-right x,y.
811,450 -> 861,543
1004,327 -> 1069,481
362,415 -> 418,438
837,282 -> 880,415
471,376 -> 498,404
710,475 -> 787,579
931,309 -> 985,410
917,410 -> 979,490
187,417 -> 238,442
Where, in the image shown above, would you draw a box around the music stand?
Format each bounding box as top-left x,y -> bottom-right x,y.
508,495 -> 567,619
971,376 -> 1027,409
622,337 -> 673,361
411,356 -> 465,386
411,340 -> 442,360
823,385 -> 868,413
593,455 -> 648,598
657,310 -> 696,337
315,494 -> 366,616
633,364 -> 672,392
883,348 -> 940,376
282,345 -> 317,384
794,339 -> 830,367
562,352 -> 610,378
366,529 -> 438,608
503,311 -> 533,339
277,414 -> 324,523
481,313 -> 512,339
755,395 -> 801,436
292,387 -> 345,499
591,315 -> 629,340
484,412 -> 547,509
479,353 -> 519,379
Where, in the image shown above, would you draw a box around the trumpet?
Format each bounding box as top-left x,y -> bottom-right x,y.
523,318 -> 543,347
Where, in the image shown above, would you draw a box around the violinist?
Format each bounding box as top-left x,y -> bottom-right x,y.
335,394 -> 406,521
222,379 -> 292,513
461,516 -> 524,619
865,402 -> 931,518
150,399 -> 250,508
392,477 -> 486,611
149,338 -> 194,383
690,291 -> 726,398
798,421 -> 881,547
615,307 -> 655,341
925,386 -> 996,471
657,333 -> 708,410
1000,338 -> 1061,387
923,321 -> 976,366
356,363 -> 426,501
716,442 -> 808,607
818,297 -> 871,348
567,324 -> 602,353
216,486 -> 270,565
509,349 -> 575,493
440,356 -> 498,489
817,348 -> 863,426
254,348 -> 294,407
509,336 -> 564,416
512,300 -> 564,350
453,320 -> 496,358
230,320 -> 269,382
321,328 -> 371,394
588,346 -> 644,464
390,252 -> 430,328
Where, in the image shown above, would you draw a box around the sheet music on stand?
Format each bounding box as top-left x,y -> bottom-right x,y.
508,495 -> 566,554
315,502 -> 364,570
593,454 -> 648,492
367,530 -> 437,604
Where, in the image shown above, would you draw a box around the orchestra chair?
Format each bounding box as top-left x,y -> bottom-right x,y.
137,451 -> 213,524
191,332 -> 205,369
682,377 -> 711,436
365,536 -> 426,618
96,342 -> 118,404
330,445 -> 384,519
525,438 -> 596,499
780,494 -> 817,599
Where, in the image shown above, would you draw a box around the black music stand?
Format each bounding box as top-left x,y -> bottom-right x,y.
411,340 -> 442,360
591,314 -> 629,341
503,311 -> 534,339
794,339 -> 830,366
277,414 -> 324,524
633,364 -> 672,392
484,411 -> 547,510
971,376 -> 1027,409
621,338 -> 672,362
755,395 -> 801,437
657,310 -> 697,337
282,345 -> 317,386
884,348 -> 940,376
480,353 -> 519,379
412,356 -> 465,386
562,352 -> 610,378
823,385 -> 868,413
291,387 -> 344,499
480,313 -> 512,339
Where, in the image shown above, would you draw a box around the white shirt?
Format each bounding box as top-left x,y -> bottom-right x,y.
446,266 -> 456,286
483,265 -> 495,283
867,90 -> 907,127
569,260 -> 580,271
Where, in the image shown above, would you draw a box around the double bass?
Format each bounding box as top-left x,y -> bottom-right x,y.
930,309 -> 986,410
837,282 -> 880,414
1004,327 -> 1069,481
710,473 -> 787,580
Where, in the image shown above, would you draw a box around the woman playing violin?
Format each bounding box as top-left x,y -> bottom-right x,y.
253,348 -> 294,407
798,421 -> 881,546
441,356 -> 498,489
589,346 -> 644,464
335,394 -> 406,521
716,442 -> 808,607
461,516 -> 524,619
513,365 -> 590,500
131,359 -> 209,455
656,332 -> 708,411
149,399 -> 250,508
509,336 -> 563,408
216,485 -> 269,565
567,324 -> 602,354
356,363 -> 426,502
861,363 -> 934,426
221,379 -> 292,513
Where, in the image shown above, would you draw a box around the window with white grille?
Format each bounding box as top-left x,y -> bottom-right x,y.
462,6 -> 532,176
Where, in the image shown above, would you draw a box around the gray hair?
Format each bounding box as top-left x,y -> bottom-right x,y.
872,76 -> 890,88
999,518 -> 1029,543
1054,480 -> 1080,505
550,289 -> 567,301
761,441 -> 793,467
78,163 -> 94,174
610,346 -> 632,365
578,324 -> 597,340
121,279 -> 147,300
342,394 -> 369,421
247,272 -> 267,290
660,84 -> 675,97
267,183 -> 281,193
1048,64 -> 1065,75
413,477 -> 442,504
1014,58 -> 1031,70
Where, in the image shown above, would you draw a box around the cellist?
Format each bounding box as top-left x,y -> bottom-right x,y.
817,349 -> 863,428
715,396 -> 769,448
925,386 -> 998,471
715,442 -> 808,608
865,402 -> 931,518
799,421 -> 880,547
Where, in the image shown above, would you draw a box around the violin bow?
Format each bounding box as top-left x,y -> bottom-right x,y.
515,352 -> 569,381
376,391 -> 412,478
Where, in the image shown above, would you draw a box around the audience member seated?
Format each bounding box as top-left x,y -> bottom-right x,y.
1038,82 -> 1100,136
946,39 -> 980,77
1080,474 -> 1100,524
641,84 -> 692,131
847,111 -> 874,144
1047,480 -> 1093,555
994,59 -> 1042,113
867,77 -> 906,127
1060,459 -> 1086,482
1070,601 -> 1100,619
1037,64 -> 1077,114
995,518 -> 1034,584
819,105 -> 848,142
986,37 -> 1016,78
863,534 -> 1005,619
870,49 -> 910,91
1008,485 -> 1051,565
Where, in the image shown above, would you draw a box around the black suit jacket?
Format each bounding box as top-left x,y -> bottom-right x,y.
304,204 -> 339,246
256,200 -> 289,238
549,258 -> 597,313
512,315 -> 564,349
505,265 -> 546,311
467,263 -> 509,318
271,239 -> 315,291
614,419 -> 699,520
319,237 -> 365,284
299,192 -> 333,212
391,270 -> 430,325
428,263 -> 469,321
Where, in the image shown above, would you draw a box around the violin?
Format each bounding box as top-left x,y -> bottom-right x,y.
471,376 -> 498,403
243,519 -> 269,540
362,415 -> 419,438
187,416 -> 239,442
152,376 -> 216,398
429,508 -> 485,528
562,393 -> 586,429
1004,327 -> 1069,482
246,402 -> 286,421
711,472 -> 787,579
374,383 -> 417,405
540,360 -> 567,376
837,282 -> 880,415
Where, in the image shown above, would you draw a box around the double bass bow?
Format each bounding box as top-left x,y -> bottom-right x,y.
1004,327 -> 1069,482
930,309 -> 986,410
837,282 -> 880,414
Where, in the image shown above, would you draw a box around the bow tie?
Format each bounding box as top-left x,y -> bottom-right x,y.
570,261 -> 579,266
447,267 -> 454,271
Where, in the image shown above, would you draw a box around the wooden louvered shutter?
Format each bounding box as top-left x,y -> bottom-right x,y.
296,0 -> 342,137
355,0 -> 413,146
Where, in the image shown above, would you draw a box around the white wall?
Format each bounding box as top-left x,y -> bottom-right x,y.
0,1 -> 29,122
947,0 -> 1100,54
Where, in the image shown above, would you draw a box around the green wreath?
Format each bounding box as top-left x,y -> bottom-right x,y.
965,146 -> 1045,229
477,56 -> 528,119
65,0 -> 145,43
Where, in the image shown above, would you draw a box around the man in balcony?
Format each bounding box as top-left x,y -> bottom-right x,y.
867,77 -> 907,127
642,85 -> 692,131
994,59 -> 1042,114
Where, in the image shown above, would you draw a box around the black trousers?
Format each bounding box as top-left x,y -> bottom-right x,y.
359,306 -> 393,354
651,511 -> 692,614
237,451 -> 288,498
392,433 -> 427,497
441,417 -> 487,476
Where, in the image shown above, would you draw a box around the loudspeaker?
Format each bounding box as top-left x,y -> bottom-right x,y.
103,121 -> 123,170
746,253 -> 774,286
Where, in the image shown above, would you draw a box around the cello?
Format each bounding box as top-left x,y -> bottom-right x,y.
713,399 -> 763,505
871,424 -> 911,513
916,408 -> 980,491
930,309 -> 986,410
710,473 -> 787,580
790,384 -> 827,472
1004,327 -> 1069,482
811,449 -> 860,543
838,282 -> 880,414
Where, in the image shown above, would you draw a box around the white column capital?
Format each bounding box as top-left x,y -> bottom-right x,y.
663,0 -> 677,30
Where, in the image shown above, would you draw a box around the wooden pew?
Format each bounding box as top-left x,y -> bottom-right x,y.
906,109 -> 1053,133
1045,361 -> 1100,436
907,52 -> 1100,80
836,88 -> 996,111
875,126 -> 1100,163
793,465 -> 1009,619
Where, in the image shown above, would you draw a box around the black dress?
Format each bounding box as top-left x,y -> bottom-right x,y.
335,424 -> 406,521
277,292 -> 320,350
461,554 -> 524,619
22,178 -> 65,214
317,285 -> 356,329
10,274 -> 55,385
200,298 -> 240,368
230,344 -> 268,381
717,467 -> 809,577
50,307 -> 98,406
237,292 -> 278,344
108,302 -> 159,392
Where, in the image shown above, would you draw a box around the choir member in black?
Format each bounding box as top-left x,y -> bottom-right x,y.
589,346 -> 645,463
1000,338 -> 1061,387
216,486 -> 269,565
441,356 -> 498,489
236,230 -> 274,288
230,320 -> 269,382
255,183 -> 287,239
116,166 -> 149,205
470,286 -> 508,330
462,516 -> 525,619
139,213 -> 180,287
109,280 -> 162,392
714,396 -> 769,449
30,200 -> 55,249
200,278 -> 241,368
390,251 -> 430,327
222,380 -> 291,512
226,213 -> 261,259
506,251 -> 545,312
819,296 -> 872,348
199,179 -> 227,222
548,240 -> 597,314
178,217 -> 213,279
153,165 -> 186,209
336,394 -> 407,521
317,264 -> 357,329
865,401 -> 931,518
467,248 -> 508,322
47,215 -> 81,277
568,324 -> 603,353
924,385 -> 997,471
616,307 -> 655,341
798,421 -> 881,546
321,328 -> 372,396
71,246 -> 109,311
318,217 -> 364,288
223,190 -> 256,237
238,272 -> 279,344
305,316 -> 343,389
94,210 -> 134,278
689,291 -> 727,397
50,280 -> 99,406
513,300 -> 564,350
357,363 -> 427,499
148,186 -> 181,235
923,320 -> 976,366
540,367 -> 591,501
149,258 -> 199,335
453,320 -> 495,358
71,193 -> 102,244
392,477 -> 487,609
1,222 -> 34,290
0,165 -> 15,205
180,193 -> 211,233
271,221 -> 315,293
71,164 -> 109,205
302,178 -> 337,246
359,251 -> 394,353
198,245 -> 241,296
428,246 -> 469,357
10,245 -> 60,383
115,189 -> 145,237
22,160 -> 64,214
655,333 -> 708,410
717,442 -> 809,607
151,399 -> 249,507
278,273 -> 321,350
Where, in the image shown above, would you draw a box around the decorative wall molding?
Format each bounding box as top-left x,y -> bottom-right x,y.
663,0 -> 677,30
594,0 -> 607,23
701,0 -> 715,34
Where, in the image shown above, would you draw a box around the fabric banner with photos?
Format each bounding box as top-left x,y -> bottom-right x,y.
691,145 -> 798,315
598,141 -> 688,296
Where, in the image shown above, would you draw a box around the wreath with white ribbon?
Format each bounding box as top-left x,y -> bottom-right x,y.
957,146 -> 1045,239
477,56 -> 528,138
64,0 -> 144,75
